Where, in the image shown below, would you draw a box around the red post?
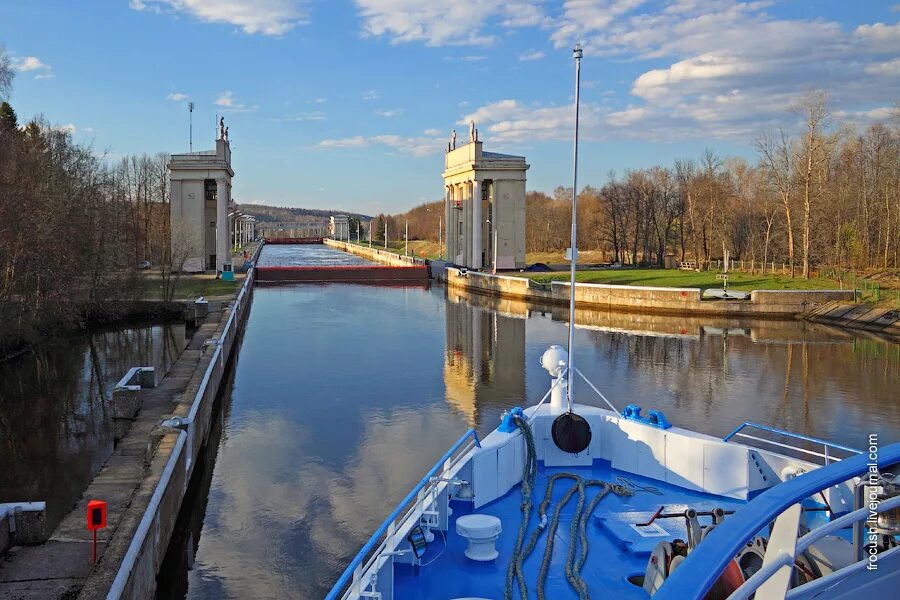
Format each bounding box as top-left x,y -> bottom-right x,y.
86,500 -> 107,564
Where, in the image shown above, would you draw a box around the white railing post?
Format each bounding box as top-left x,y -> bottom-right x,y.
755,503 -> 802,599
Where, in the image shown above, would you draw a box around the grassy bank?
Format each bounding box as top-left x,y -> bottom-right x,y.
140,275 -> 241,300
521,269 -> 846,292
347,239 -> 443,259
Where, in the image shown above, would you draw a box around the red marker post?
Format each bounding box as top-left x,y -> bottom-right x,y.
86,500 -> 107,564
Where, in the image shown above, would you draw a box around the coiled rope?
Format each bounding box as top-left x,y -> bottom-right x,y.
505,417 -> 634,600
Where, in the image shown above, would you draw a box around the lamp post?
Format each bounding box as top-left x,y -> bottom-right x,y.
384,220 -> 388,250
566,43 -> 583,406
405,219 -> 409,257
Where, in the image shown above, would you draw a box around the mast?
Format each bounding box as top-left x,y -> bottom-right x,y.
566,44 -> 583,410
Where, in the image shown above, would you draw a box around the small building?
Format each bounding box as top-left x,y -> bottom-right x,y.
169,122 -> 234,273
329,214 -> 350,240
442,123 -> 528,270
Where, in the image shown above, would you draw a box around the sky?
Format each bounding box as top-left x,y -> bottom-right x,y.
1,1 -> 898,215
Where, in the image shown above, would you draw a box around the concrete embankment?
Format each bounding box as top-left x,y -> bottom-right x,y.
440,267 -> 856,318
0,245 -> 261,600
323,239 -> 428,268
804,301 -> 900,339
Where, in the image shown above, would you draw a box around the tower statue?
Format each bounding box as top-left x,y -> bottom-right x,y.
219,117 -> 225,140
451,129 -> 457,150
469,119 -> 476,142
225,126 -> 229,142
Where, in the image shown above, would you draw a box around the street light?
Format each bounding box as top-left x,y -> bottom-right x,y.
405,219 -> 409,257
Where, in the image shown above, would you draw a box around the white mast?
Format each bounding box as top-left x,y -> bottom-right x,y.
565,44 -> 583,410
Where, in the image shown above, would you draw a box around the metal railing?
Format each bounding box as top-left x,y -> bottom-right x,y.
723,422 -> 861,465
654,442 -> 900,600
325,428 -> 481,600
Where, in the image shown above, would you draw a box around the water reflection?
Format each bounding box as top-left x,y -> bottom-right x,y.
444,295 -> 525,425
0,323 -> 186,530
172,284 -> 898,599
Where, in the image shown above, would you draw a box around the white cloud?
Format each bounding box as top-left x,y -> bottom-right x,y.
355,0 -> 545,46
865,58 -> 900,77
375,108 -> 403,117
12,56 -> 48,72
318,132 -> 444,157
11,55 -> 53,79
130,0 -> 310,36
518,49 -> 545,61
362,89 -> 379,100
215,90 -> 258,112
538,1 -> 900,141
166,92 -> 189,101
55,123 -> 77,134
215,91 -> 235,107
460,99 -> 592,143
286,111 -> 326,121
423,128 -> 441,135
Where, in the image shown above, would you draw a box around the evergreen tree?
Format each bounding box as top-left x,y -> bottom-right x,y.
0,101 -> 18,130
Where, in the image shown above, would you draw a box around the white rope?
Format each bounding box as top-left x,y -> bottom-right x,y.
574,368 -> 618,413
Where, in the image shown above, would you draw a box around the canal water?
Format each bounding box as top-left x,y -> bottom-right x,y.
159,244 -> 900,600
257,244 -> 378,267
0,322 -> 187,531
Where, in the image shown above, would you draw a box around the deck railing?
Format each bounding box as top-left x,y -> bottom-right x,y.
655,442 -> 900,600
325,428 -> 481,600
723,422 -> 861,465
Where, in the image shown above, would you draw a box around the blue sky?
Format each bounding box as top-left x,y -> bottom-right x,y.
1,1 -> 898,215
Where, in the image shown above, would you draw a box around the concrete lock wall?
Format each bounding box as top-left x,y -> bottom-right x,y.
323,239 -> 428,268
444,268 -> 856,318
553,280 -> 703,310
0,503 -> 47,554
83,244 -> 262,600
445,267 -> 539,300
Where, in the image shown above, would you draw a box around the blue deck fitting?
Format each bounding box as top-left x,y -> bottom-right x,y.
621,404 -> 671,429
498,407 -> 525,433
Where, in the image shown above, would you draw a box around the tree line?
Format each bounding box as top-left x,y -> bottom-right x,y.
391,92 -> 899,276
1,49 -> 172,353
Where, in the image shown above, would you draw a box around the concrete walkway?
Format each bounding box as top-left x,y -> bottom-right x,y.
0,302 -> 226,599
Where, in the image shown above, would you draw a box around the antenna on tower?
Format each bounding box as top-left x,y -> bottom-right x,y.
188,101 -> 194,153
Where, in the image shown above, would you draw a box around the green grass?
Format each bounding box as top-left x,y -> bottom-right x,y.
346,239 -> 443,260
521,268 -> 846,292
141,276 -> 241,300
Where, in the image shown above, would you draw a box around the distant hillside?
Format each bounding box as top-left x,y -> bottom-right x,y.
237,204 -> 372,222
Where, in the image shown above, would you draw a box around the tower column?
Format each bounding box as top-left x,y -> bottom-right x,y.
216,177 -> 230,273
472,179 -> 482,269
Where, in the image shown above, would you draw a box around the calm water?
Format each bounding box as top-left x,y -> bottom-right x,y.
0,322 -> 186,530
160,275 -> 899,599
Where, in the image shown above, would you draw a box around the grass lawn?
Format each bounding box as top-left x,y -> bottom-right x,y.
521,268 -> 847,292
141,275 -> 241,300
347,239 -> 443,260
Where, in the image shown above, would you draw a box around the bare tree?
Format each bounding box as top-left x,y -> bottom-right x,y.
0,46 -> 13,101
795,90 -> 831,278
756,130 -> 797,276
